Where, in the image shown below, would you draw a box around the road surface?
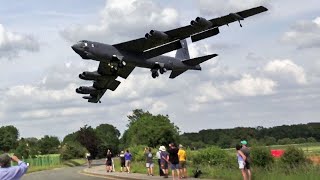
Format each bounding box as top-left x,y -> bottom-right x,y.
22,160 -> 110,180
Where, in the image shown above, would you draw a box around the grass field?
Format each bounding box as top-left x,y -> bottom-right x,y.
110,143 -> 320,179
22,154 -> 86,174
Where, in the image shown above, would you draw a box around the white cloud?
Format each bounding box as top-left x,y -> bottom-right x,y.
61,0 -> 179,43
263,59 -> 307,85
281,17 -> 320,49
198,0 -> 269,16
0,24 -> 39,59
195,74 -> 276,103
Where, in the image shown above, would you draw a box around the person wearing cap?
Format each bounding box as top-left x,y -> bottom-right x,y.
240,140 -> 251,180
0,154 -> 28,180
178,144 -> 187,178
156,147 -> 164,176
159,146 -> 169,178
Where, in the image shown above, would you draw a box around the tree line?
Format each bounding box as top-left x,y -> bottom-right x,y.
180,122 -> 320,148
0,109 -> 319,160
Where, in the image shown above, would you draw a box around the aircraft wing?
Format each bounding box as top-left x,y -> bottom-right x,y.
84,62 -> 135,103
113,6 -> 267,54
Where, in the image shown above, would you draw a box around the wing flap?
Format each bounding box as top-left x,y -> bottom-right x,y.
191,28 -> 220,43
143,40 -> 182,59
109,80 -> 121,91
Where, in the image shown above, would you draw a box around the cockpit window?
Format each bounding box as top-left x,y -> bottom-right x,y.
78,40 -> 88,43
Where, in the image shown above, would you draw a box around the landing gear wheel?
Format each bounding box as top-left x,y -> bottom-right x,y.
110,66 -> 118,74
118,60 -> 126,68
152,71 -> 159,78
159,68 -> 167,74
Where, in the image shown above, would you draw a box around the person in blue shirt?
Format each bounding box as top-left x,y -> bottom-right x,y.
0,154 -> 28,180
124,150 -> 132,173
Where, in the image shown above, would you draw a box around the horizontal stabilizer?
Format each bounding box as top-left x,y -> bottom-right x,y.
182,54 -> 218,66
108,80 -> 121,91
169,69 -> 187,79
191,28 -> 219,43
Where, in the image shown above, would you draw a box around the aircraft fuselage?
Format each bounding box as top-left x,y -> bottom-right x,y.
71,40 -> 200,72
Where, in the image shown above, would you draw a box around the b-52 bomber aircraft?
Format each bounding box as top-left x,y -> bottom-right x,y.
72,6 -> 268,103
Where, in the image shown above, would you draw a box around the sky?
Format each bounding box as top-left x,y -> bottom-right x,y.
0,0 -> 320,139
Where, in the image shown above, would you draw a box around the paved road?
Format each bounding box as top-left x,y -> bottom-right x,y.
22,160 -> 110,180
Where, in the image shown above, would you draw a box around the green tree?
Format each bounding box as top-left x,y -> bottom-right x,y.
60,142 -> 87,160
122,110 -> 179,147
95,124 -> 120,158
63,132 -> 79,144
263,136 -> 277,146
38,135 -> 60,154
0,125 -> 19,151
77,125 -> 99,158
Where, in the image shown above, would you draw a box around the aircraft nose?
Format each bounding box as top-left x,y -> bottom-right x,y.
71,44 -> 80,51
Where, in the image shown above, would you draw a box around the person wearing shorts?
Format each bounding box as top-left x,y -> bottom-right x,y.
144,147 -> 154,176
178,144 -> 187,178
119,151 -> 125,172
105,149 -> 113,172
124,150 -> 132,173
168,143 -> 180,179
159,146 -> 169,178
236,144 -> 247,180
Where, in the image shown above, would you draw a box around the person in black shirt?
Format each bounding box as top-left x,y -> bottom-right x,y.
119,151 -> 125,172
105,149 -> 113,172
167,143 -> 180,179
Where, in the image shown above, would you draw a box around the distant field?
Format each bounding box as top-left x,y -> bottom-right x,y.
268,143 -> 320,155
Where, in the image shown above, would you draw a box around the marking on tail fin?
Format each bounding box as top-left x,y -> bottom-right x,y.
175,39 -> 190,60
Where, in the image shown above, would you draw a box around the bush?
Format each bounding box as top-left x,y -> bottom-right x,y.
60,142 -> 87,160
192,146 -> 234,168
280,146 -> 308,168
127,145 -> 148,162
251,146 -> 274,167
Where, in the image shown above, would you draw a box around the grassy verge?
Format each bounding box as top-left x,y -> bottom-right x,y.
112,159 -> 320,179
27,158 -> 86,173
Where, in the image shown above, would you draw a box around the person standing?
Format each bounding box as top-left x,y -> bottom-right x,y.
124,149 -> 132,173
236,144 -> 247,180
156,147 -> 164,176
85,152 -> 92,168
0,154 -> 28,180
178,144 -> 187,178
241,140 -> 251,180
119,151 -> 125,172
160,146 -> 169,178
168,143 -> 180,179
105,149 -> 113,173
144,147 -> 154,176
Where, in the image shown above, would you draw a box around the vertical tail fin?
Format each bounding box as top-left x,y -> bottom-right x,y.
175,39 -> 190,60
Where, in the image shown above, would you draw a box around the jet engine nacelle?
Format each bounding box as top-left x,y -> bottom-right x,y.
191,17 -> 212,28
82,95 -> 93,100
76,86 -> 97,94
145,30 -> 168,40
79,71 -> 102,81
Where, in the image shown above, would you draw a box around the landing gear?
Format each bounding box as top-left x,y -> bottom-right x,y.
159,67 -> 167,74
108,59 -> 126,74
152,71 -> 159,78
